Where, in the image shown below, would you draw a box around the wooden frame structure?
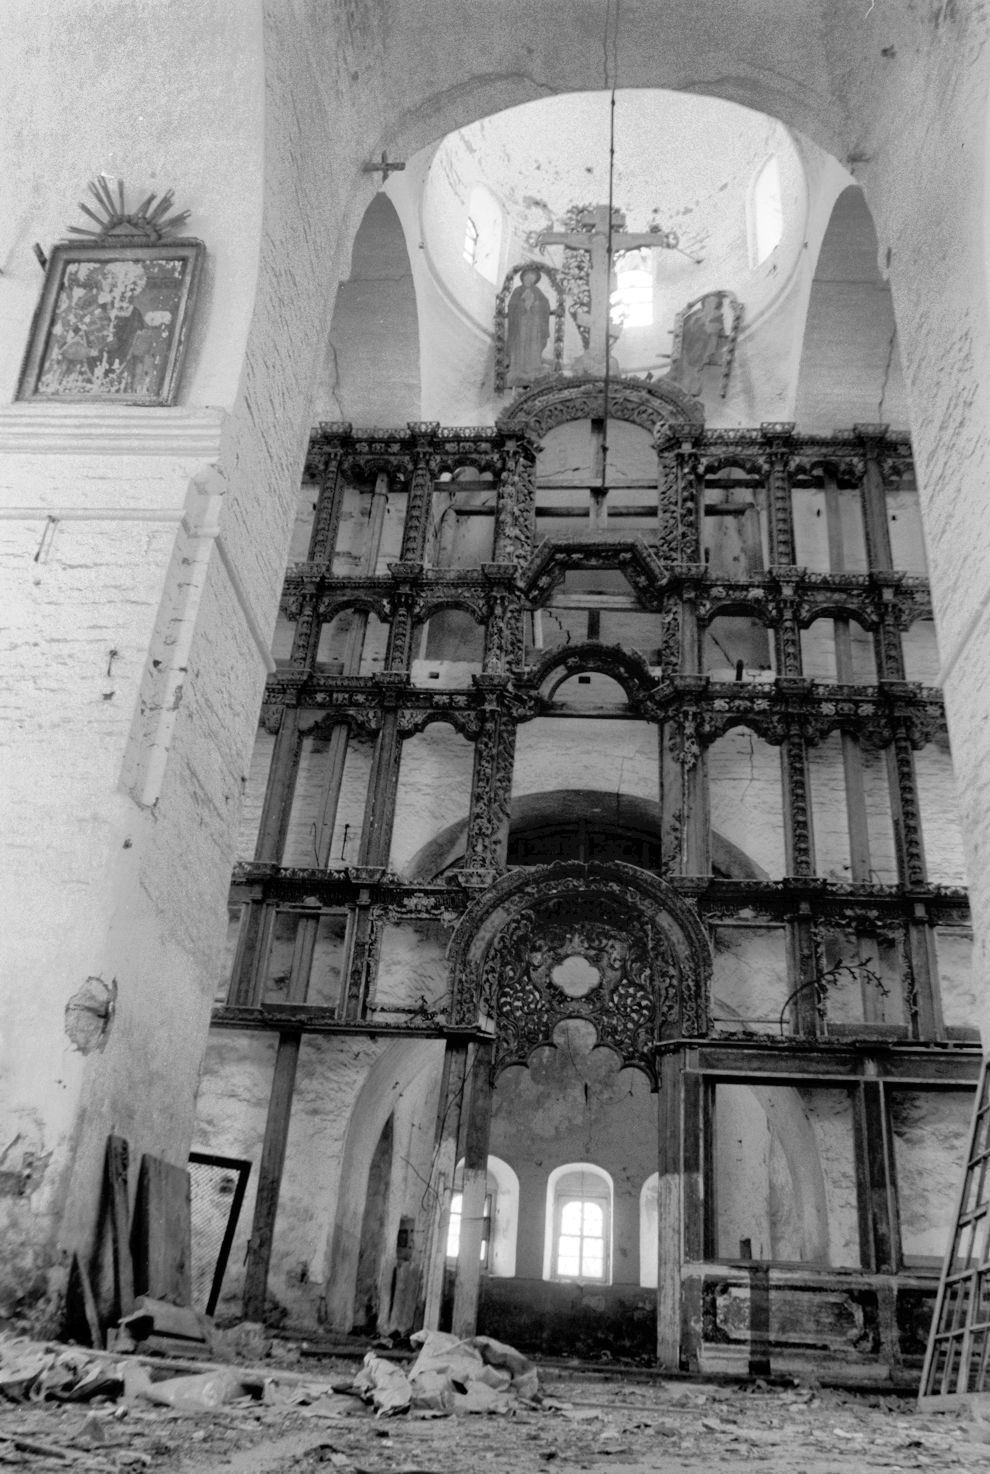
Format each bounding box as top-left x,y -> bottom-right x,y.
210,395 -> 978,1376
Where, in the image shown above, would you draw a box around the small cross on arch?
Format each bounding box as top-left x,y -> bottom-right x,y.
363,151 -> 406,182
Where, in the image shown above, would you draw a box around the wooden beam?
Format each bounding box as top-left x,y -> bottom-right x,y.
421,1041 -> 470,1330
450,1041 -> 494,1338
657,1053 -> 683,1370
106,1134 -> 135,1318
242,1030 -> 301,1321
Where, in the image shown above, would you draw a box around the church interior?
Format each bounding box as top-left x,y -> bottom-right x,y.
4,0 -> 990,1398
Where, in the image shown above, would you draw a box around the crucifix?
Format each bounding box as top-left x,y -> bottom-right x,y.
537,205 -> 678,376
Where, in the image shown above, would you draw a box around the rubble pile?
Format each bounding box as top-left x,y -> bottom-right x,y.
3,1333 -> 990,1473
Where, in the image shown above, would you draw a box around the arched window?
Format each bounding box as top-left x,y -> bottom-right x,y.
543,1163 -> 613,1283
463,186 -> 503,285
446,1155 -> 519,1276
749,156 -> 783,266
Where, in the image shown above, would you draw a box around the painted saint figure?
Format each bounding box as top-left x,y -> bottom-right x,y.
505,265 -> 551,387
669,292 -> 729,398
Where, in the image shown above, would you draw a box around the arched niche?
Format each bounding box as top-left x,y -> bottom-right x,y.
316,194 -> 421,422
447,862 -> 712,1081
319,1039 -> 445,1331
793,185 -> 908,433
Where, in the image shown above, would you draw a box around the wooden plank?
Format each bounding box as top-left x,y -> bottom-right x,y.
67,1251 -> 103,1349
242,1030 -> 301,1321
130,1154 -> 192,1306
106,1134 -> 134,1317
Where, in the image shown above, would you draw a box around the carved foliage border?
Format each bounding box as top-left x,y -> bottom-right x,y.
447,862 -> 713,1077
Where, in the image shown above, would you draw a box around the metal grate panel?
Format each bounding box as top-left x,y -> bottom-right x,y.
188,1152 -> 251,1317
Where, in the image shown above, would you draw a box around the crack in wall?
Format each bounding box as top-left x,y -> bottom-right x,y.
877,326 -> 898,422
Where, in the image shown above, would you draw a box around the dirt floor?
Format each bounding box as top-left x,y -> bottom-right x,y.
4,1355 -> 990,1474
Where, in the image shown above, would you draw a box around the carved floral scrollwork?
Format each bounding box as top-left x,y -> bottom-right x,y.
448,863 -> 712,1066
493,452 -> 537,569
463,710 -> 516,868
783,725 -> 814,874
477,890 -> 690,1080
259,702 -> 283,736
668,708 -> 701,770
396,707 -> 483,740
498,376 -> 703,441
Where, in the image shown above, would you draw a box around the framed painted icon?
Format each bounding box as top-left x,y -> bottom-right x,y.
17,239 -> 204,406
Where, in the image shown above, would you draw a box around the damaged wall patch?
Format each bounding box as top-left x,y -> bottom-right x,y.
64,976 -> 117,1053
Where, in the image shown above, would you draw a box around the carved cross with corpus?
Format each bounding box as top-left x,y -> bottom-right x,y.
537,206 -> 678,375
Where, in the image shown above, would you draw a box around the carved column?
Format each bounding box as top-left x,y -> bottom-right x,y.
659,595 -> 682,681
677,438 -> 703,564
385,582 -> 418,673
781,719 -> 815,876
776,583 -> 803,679
855,424 -> 894,573
492,439 -> 536,567
877,587 -> 907,681
464,683 -> 517,871
656,427 -> 702,566
662,703 -> 708,875
781,719 -> 820,1035
760,424 -> 796,567
482,590 -> 514,674
288,591 -> 321,671
399,425 -> 439,563
887,721 -> 928,888
306,430 -> 350,564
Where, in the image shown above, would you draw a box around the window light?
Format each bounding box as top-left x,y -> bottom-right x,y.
751,156 -> 783,266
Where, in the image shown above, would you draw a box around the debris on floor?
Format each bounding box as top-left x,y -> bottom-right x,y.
4,1332 -> 990,1473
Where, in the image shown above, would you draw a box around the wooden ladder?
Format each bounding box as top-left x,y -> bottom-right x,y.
919,1058 -> 990,1407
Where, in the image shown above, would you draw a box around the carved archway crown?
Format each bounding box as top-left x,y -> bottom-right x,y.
448,862 -> 711,1085
496,375 -> 704,440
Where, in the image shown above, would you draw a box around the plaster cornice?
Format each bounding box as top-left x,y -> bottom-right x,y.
0,404 -> 226,458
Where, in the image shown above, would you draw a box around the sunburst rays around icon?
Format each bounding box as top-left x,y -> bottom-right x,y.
68,178 -> 190,242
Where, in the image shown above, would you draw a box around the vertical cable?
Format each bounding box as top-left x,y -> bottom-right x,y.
601,0 -> 620,495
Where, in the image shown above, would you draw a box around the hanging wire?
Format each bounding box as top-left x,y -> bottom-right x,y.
600,0 -> 621,495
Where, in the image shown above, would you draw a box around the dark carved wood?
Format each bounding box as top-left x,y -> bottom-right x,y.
447,862 -> 712,1081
